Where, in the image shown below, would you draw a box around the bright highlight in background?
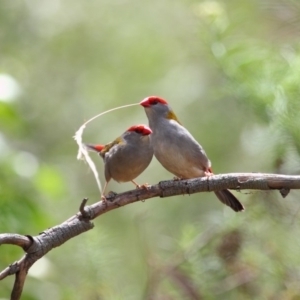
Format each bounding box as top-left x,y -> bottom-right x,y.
13,151 -> 39,178
0,73 -> 21,102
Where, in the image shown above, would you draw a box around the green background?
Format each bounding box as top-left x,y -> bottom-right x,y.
1,0 -> 300,299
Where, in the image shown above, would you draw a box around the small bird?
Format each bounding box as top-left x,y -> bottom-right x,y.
140,96 -> 244,212
85,124 -> 153,201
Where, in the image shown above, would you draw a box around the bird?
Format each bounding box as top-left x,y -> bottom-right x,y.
140,96 -> 244,212
84,124 -> 153,201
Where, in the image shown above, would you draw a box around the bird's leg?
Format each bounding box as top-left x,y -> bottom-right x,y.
101,181 -> 108,203
131,180 -> 149,189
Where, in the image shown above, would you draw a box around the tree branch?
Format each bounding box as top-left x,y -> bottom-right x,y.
1,173 -> 300,299
70,172 -> 299,220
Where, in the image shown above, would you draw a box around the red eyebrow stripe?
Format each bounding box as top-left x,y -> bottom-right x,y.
147,96 -> 168,104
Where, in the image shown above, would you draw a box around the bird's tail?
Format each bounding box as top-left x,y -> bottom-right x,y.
214,189 -> 244,212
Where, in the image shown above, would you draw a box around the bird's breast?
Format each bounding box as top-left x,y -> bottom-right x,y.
151,127 -> 210,179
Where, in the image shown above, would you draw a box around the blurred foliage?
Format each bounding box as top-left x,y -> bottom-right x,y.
1,0 -> 300,299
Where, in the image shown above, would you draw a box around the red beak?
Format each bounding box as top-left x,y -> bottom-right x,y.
140,98 -> 150,107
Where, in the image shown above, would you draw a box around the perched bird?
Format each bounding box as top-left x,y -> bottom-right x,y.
140,96 -> 244,212
85,124 -> 153,200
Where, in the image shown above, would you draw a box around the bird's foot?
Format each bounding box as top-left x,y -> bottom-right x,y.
101,191 -> 117,203
204,171 -> 213,177
173,176 -> 182,181
131,180 -> 150,190
136,183 -> 150,190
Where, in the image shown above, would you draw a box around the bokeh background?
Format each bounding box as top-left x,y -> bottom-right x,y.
1,0 -> 300,299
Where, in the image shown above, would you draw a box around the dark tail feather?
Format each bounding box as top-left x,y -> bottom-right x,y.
214,189 -> 245,212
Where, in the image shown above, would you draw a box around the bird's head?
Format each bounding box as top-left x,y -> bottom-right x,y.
140,96 -> 181,124
122,124 -> 152,147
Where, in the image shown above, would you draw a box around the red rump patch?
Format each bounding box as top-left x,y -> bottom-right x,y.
93,145 -> 104,152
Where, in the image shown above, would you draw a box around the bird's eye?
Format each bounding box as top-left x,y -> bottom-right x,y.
135,129 -> 142,134
151,100 -> 158,105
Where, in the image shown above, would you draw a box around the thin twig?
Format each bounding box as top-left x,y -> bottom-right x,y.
0,234 -> 31,250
